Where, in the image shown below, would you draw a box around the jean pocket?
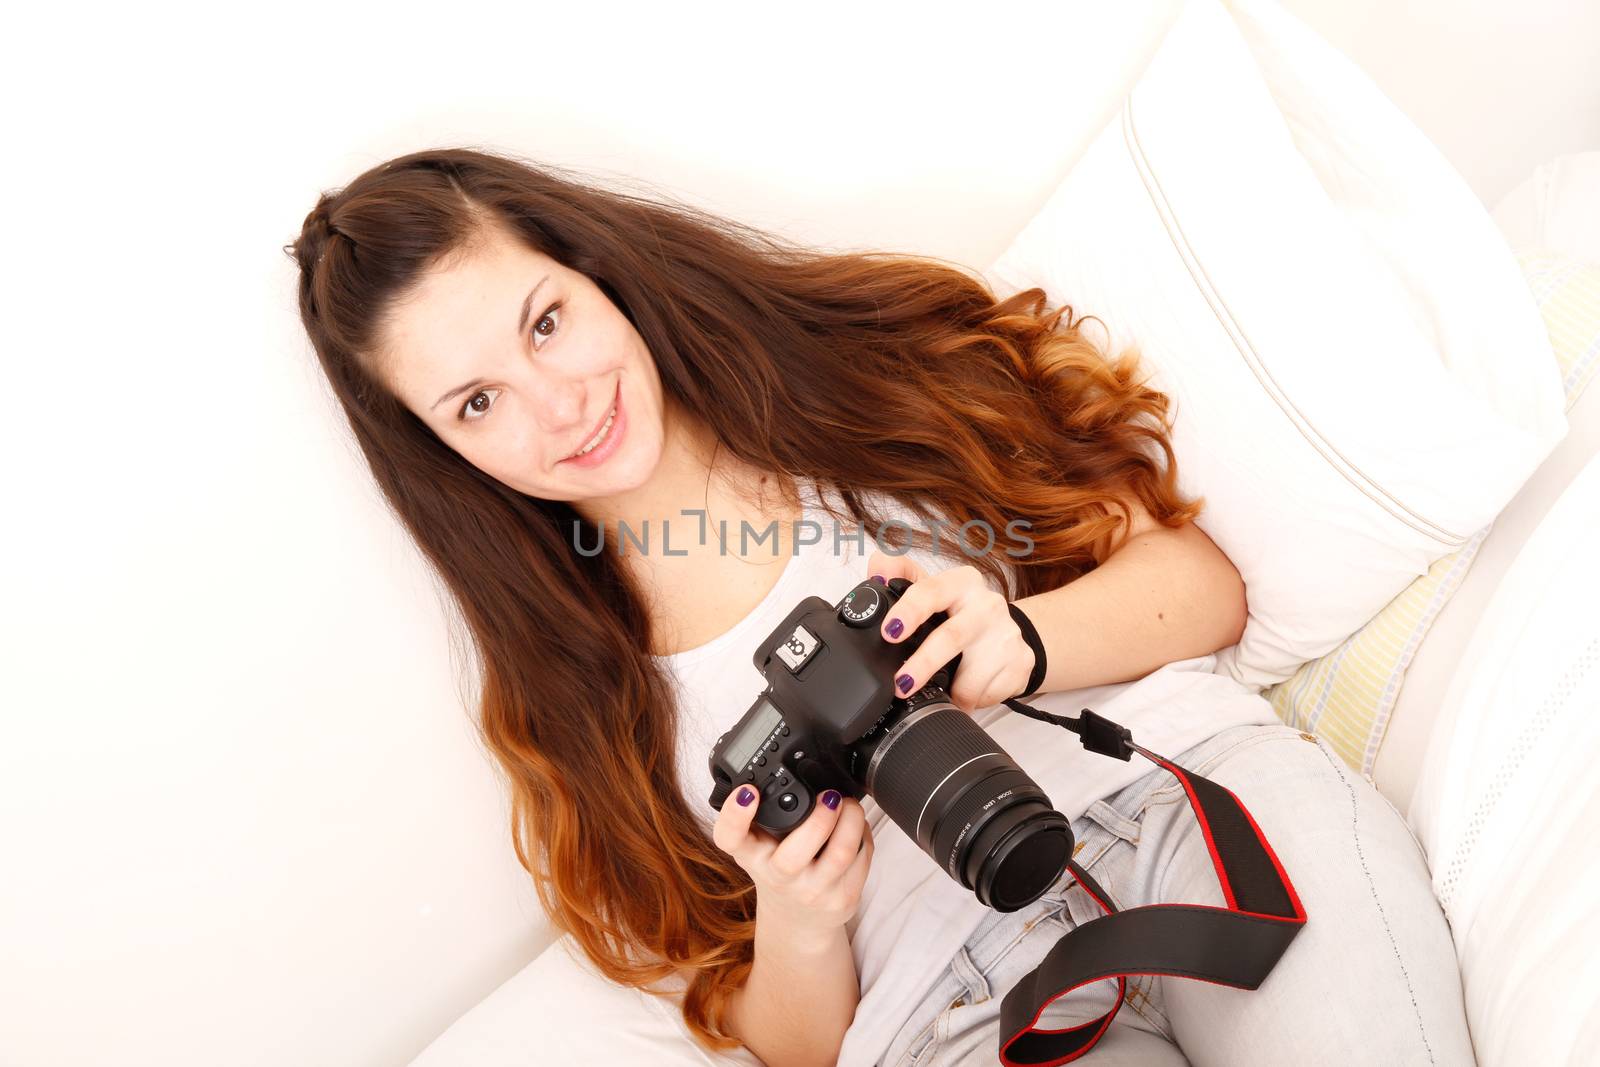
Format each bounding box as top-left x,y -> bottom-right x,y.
904,987 -> 981,1066
902,1014 -> 939,1065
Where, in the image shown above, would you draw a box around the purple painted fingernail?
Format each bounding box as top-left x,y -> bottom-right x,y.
737,786 -> 755,807
896,673 -> 914,694
870,574 -> 885,584
822,790 -> 841,810
886,618 -> 904,639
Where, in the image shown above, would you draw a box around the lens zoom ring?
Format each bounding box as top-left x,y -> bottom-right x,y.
870,708 -> 1005,844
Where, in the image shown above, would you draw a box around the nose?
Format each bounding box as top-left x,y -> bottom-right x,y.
527,374 -> 587,435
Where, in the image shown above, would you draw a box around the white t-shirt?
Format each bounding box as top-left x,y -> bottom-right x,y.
655,477 -> 1278,1067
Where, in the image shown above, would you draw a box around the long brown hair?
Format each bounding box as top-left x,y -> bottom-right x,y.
282,146 -> 1200,1051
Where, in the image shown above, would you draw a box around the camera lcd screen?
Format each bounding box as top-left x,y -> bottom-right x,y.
728,696 -> 783,767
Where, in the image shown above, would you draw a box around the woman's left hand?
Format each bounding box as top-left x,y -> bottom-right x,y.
866,549 -> 1037,714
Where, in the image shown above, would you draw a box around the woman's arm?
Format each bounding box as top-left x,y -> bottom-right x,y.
726,922 -> 858,1067
712,787 -> 872,1067
1012,500 -> 1248,693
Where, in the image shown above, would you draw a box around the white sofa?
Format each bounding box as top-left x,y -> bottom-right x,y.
411,6 -> 1600,1064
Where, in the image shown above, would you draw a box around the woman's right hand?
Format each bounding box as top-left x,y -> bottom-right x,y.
713,783 -> 875,949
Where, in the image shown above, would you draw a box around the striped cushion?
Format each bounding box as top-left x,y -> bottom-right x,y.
1266,250 -> 1600,773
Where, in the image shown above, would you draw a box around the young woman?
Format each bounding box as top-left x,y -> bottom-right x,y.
285,148 -> 1474,1066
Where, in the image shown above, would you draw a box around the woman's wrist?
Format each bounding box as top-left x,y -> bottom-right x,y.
1007,601 -> 1049,698
733,910 -> 858,1067
756,904 -> 852,957
1008,522 -> 1248,692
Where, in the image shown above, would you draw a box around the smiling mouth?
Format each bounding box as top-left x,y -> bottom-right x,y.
563,386 -> 620,461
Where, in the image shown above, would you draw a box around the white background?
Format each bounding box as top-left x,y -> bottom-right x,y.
2,1 -> 1595,1064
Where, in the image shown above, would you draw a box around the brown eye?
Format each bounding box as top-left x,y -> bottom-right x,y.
531,302 -> 563,346
458,389 -> 499,423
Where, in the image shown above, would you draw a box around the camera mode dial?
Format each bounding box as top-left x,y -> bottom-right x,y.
838,583 -> 885,627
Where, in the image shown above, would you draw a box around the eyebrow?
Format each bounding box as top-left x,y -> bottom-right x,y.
430,274 -> 550,411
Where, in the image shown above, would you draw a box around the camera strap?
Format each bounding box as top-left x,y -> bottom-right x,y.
992,700 -> 1308,1066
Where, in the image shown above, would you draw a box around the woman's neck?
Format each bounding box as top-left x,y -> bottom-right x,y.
580,401 -> 802,564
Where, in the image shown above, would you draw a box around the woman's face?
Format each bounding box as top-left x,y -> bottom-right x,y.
376,222 -> 668,505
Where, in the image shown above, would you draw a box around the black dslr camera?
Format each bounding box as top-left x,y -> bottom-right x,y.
707,577 -> 1073,912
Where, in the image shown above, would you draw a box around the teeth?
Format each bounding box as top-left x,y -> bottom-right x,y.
570,404 -> 617,458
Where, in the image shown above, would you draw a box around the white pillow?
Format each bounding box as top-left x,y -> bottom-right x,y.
1375,252 -> 1600,804
984,0 -> 1567,690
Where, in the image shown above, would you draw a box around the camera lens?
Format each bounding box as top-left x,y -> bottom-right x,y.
863,702 -> 1072,912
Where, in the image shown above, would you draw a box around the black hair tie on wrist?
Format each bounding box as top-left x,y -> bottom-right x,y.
1007,601 -> 1049,699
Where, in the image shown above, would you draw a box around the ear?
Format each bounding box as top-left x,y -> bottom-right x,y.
1107,491 -> 1165,547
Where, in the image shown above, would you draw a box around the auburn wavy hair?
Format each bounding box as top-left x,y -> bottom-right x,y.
282,146 -> 1202,1052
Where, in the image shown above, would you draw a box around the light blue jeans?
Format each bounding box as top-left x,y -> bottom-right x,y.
878,721 -> 1476,1066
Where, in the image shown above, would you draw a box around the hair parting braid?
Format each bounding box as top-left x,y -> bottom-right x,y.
302,198 -> 343,264
315,211 -> 339,257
